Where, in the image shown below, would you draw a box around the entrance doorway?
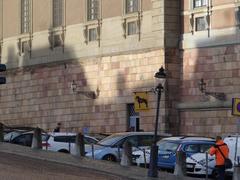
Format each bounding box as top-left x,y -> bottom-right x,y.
127,104 -> 139,132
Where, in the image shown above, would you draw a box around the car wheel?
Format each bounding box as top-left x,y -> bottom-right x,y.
58,149 -> 69,153
102,154 -> 116,162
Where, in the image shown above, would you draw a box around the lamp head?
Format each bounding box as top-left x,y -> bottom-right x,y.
154,66 -> 166,79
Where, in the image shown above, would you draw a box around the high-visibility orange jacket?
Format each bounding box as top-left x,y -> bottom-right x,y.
209,140 -> 229,166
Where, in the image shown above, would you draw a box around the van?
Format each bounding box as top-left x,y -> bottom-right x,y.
224,136 -> 240,175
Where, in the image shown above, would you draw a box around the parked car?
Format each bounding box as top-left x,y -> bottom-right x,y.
132,136 -> 215,172
4,130 -> 25,142
10,131 -> 49,147
186,135 -> 240,177
85,132 -> 171,162
42,132 -> 99,154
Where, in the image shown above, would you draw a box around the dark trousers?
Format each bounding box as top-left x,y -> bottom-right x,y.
215,165 -> 225,180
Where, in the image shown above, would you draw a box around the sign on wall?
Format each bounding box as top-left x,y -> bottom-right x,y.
134,92 -> 149,112
232,98 -> 240,116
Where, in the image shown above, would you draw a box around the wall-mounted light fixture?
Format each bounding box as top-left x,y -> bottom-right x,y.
198,78 -> 226,101
71,80 -> 100,99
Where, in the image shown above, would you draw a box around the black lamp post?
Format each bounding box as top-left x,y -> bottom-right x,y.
148,66 -> 166,177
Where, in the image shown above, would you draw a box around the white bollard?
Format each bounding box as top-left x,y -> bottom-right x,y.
120,141 -> 132,166
174,151 -> 186,178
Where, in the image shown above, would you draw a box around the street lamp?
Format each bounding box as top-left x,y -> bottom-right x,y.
148,66 -> 166,177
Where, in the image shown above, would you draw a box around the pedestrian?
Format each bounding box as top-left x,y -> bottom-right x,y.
53,122 -> 61,132
209,136 -> 229,180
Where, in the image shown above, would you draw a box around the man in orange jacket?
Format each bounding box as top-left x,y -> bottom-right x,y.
209,136 -> 229,180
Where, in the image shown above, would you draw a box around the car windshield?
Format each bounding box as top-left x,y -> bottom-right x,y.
97,134 -> 124,146
157,140 -> 180,152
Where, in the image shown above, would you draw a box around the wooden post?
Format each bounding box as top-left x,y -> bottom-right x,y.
31,127 -> 42,149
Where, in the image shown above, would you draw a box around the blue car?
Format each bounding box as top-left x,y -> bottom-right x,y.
157,136 -> 215,171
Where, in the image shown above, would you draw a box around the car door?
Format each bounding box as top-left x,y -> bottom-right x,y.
157,140 -> 180,169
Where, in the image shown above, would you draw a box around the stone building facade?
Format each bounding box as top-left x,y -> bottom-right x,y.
2,0 -> 238,137
0,0 -> 180,134
179,0 -> 240,136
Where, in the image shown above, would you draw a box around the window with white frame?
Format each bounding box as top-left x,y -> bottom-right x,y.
195,17 -> 207,31
21,0 -> 30,34
193,0 -> 208,8
126,0 -> 139,14
53,0 -> 63,27
88,28 -> 98,41
127,21 -> 138,35
87,0 -> 99,21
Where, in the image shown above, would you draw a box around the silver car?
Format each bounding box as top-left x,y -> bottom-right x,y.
85,132 -> 170,161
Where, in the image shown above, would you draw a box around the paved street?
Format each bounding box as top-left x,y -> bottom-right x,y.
0,152 -> 123,180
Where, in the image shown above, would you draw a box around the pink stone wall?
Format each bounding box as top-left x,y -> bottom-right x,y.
180,45 -> 240,136
0,50 -> 170,134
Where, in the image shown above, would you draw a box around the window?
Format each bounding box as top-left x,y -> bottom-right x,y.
53,34 -> 63,47
126,0 -> 139,14
195,17 -> 207,31
54,136 -> 75,143
18,39 -> 31,55
88,28 -> 97,41
200,144 -> 212,153
12,134 -> 33,147
184,144 -> 199,153
87,0 -> 99,21
21,0 -> 30,33
193,0 -> 207,8
125,136 -> 138,147
127,21 -> 138,35
53,0 -> 63,27
138,135 -> 154,146
158,141 -> 180,152
84,137 -> 98,144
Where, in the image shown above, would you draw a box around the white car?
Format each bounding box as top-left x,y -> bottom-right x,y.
42,132 -> 99,155
186,136 -> 240,177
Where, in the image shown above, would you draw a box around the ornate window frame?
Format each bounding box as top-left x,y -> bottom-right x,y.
122,0 -> 142,40
189,0 -> 211,36
49,0 -> 66,52
19,0 -> 32,57
84,0 -> 102,46
235,1 -> 240,28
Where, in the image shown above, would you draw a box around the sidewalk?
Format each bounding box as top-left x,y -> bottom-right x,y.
0,143 -> 203,180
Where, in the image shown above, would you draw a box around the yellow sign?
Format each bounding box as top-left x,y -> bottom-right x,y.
232,98 -> 240,116
134,92 -> 149,112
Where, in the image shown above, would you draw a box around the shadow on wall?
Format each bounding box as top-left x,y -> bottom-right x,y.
2,43 -> 97,132
179,25 -> 240,136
